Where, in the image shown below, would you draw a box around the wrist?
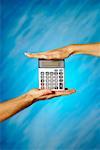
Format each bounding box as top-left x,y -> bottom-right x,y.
24,93 -> 38,105
66,44 -> 77,55
69,44 -> 82,55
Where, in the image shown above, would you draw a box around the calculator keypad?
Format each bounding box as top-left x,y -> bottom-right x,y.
39,68 -> 64,90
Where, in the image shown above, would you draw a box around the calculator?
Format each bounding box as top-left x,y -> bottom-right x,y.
38,59 -> 65,90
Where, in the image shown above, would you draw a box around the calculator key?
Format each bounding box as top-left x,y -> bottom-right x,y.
59,72 -> 63,75
51,85 -> 53,88
59,76 -> 63,78
41,73 -> 44,76
59,83 -> 63,85
59,83 -> 63,89
50,72 -> 53,75
53,78 -> 56,81
52,86 -> 55,89
50,74 -> 53,76
46,75 -> 49,77
60,86 -> 63,89
50,75 -> 53,78
53,76 -> 57,80
46,75 -> 49,78
55,82 -> 58,85
55,87 -> 58,89
55,78 -> 58,81
52,79 -> 56,82
46,76 -> 49,79
51,78 -> 53,81
52,82 -> 55,84
54,69 -> 58,72
41,75 -> 44,78
55,82 -> 58,84
41,79 -> 44,82
59,69 -> 63,71
46,82 -> 49,85
47,78 -> 50,81
53,85 -> 55,88
59,83 -> 63,86
54,72 -> 58,75
59,79 -> 63,82
41,75 -> 44,77
53,76 -> 55,79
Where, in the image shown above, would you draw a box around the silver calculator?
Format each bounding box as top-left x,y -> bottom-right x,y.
38,59 -> 65,90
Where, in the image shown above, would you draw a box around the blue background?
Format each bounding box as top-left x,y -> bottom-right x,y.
0,0 -> 100,149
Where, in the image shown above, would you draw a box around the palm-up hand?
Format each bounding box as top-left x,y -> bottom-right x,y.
27,89 -> 76,102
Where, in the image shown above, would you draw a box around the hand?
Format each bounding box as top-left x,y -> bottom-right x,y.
24,45 -> 74,59
25,43 -> 100,59
27,88 -> 76,102
0,88 -> 76,122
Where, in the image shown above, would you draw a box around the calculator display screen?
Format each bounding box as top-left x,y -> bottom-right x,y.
39,59 -> 64,68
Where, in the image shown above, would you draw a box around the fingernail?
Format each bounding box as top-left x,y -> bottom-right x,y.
71,89 -> 76,92
24,52 -> 30,56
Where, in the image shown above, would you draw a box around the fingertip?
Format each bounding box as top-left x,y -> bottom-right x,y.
67,89 -> 76,94
65,89 -> 76,92
24,52 -> 31,57
71,89 -> 76,93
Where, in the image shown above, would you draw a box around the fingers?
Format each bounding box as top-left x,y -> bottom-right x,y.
52,89 -> 76,96
40,89 -> 76,100
24,52 -> 60,60
50,89 -> 76,98
24,52 -> 48,59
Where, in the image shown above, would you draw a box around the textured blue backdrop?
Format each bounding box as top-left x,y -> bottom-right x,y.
0,0 -> 100,149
